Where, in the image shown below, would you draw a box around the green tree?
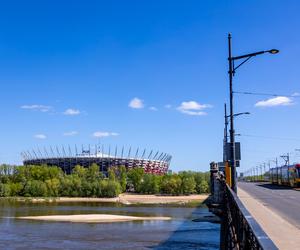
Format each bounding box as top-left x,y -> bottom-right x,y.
198,180 -> 209,193
118,166 -> 127,192
181,176 -> 196,194
0,183 -> 11,197
108,167 -> 116,181
45,178 -> 60,197
72,165 -> 87,179
70,175 -> 83,197
161,174 -> 182,195
59,175 -> 73,196
127,168 -> 144,193
24,180 -> 48,197
86,164 -> 101,182
9,182 -> 24,196
141,174 -> 160,194
194,172 -> 210,194
99,180 -> 121,197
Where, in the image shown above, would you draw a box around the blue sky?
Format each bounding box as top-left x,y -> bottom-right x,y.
0,0 -> 300,172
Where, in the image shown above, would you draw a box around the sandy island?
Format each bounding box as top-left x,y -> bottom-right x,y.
18,214 -> 171,223
17,193 -> 209,205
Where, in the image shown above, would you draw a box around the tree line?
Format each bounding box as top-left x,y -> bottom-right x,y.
0,164 -> 210,198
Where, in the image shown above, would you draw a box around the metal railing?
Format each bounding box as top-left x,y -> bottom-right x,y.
220,181 -> 278,250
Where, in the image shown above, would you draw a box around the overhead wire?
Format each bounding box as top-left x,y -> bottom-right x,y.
240,134 -> 300,142
233,91 -> 299,98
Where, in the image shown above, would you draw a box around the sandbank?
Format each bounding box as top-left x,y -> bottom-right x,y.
16,193 -> 208,205
18,214 -> 171,223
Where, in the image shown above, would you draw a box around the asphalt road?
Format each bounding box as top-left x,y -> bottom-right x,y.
238,182 -> 300,229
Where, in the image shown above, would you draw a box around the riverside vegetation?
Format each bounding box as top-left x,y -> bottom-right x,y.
0,164 -> 210,198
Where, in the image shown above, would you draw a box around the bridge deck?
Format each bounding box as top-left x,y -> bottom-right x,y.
238,182 -> 300,249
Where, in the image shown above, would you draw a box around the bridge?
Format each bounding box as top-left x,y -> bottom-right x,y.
208,163 -> 300,249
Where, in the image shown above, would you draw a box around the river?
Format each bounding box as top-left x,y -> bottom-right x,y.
0,200 -> 220,249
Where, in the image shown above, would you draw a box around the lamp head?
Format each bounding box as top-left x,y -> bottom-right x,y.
268,49 -> 279,54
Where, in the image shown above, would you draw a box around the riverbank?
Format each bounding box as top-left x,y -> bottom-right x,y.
5,193 -> 209,205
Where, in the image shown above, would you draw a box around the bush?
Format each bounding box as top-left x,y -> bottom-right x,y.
0,183 -> 11,197
181,176 -> 196,194
141,174 -> 160,194
45,178 -> 60,197
198,180 -> 209,193
100,180 -> 121,198
9,182 -> 23,196
127,168 -> 144,193
161,174 -> 182,195
194,172 -> 209,193
24,180 -> 48,197
119,166 -> 127,192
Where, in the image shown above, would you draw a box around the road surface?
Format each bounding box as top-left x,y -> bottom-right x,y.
238,181 -> 300,229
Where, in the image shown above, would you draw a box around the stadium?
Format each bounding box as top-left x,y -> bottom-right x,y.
21,145 -> 171,175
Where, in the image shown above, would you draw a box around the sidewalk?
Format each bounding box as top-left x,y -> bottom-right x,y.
238,187 -> 300,249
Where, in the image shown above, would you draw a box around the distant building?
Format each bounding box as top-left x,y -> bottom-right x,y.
22,145 -> 171,175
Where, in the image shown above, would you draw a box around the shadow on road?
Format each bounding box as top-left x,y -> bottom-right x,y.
257,183 -> 294,190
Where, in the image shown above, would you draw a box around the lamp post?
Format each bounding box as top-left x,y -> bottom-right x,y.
227,33 -> 279,193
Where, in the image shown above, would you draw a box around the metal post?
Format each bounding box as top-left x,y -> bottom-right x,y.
223,103 -> 228,162
276,157 -> 279,183
228,33 -> 237,192
256,167 -> 258,181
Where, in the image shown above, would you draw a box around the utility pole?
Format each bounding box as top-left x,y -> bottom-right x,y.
268,161 -> 271,182
276,157 -> 279,183
280,153 -> 290,166
228,34 -> 237,193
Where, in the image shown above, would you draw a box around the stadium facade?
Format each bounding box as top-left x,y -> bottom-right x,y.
22,145 -> 171,175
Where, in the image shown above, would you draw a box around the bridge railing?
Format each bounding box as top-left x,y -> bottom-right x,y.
220,181 -> 278,250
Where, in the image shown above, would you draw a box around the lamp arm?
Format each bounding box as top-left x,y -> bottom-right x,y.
233,56 -> 253,72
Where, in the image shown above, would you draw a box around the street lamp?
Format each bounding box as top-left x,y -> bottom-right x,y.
227,33 -> 279,193
233,112 -> 250,117
225,112 -> 251,119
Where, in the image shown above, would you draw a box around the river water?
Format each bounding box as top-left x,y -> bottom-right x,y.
0,200 -> 220,250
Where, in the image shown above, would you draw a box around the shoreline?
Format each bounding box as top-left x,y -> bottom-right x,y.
2,193 -> 209,205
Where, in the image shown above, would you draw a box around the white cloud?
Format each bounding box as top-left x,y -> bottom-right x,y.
177,101 -> 212,116
129,98 -> 144,109
93,131 -> 119,138
63,108 -> 81,115
110,132 -> 119,136
63,131 -> 78,136
34,134 -> 47,139
255,96 -> 293,107
149,106 -> 158,111
292,92 -> 300,97
21,105 -> 52,112
180,110 -> 207,116
165,104 -> 172,109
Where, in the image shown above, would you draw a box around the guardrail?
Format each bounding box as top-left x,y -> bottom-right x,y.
220,181 -> 278,250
